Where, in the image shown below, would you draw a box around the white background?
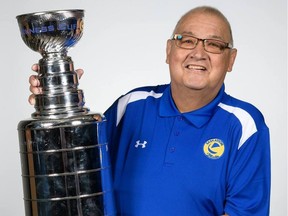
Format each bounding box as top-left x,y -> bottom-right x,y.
1,0 -> 286,215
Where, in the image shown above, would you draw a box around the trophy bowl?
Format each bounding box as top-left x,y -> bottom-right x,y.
16,9 -> 84,55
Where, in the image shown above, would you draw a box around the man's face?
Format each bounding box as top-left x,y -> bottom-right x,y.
166,12 -> 237,97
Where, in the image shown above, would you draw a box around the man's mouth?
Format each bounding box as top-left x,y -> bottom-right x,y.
185,64 -> 207,71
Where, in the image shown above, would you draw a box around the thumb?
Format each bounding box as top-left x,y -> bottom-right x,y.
76,69 -> 84,79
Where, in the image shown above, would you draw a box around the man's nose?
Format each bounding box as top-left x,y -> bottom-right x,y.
189,40 -> 207,59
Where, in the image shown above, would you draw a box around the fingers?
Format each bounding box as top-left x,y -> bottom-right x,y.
28,65 -> 84,106
29,74 -> 39,86
29,63 -> 41,93
29,84 -> 42,95
29,75 -> 42,94
29,64 -> 42,105
76,69 -> 84,79
28,94 -> 36,105
31,63 -> 39,72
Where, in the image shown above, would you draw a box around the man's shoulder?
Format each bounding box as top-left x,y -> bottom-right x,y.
104,84 -> 169,125
117,84 -> 169,108
116,84 -> 169,105
126,84 -> 169,95
220,93 -> 267,129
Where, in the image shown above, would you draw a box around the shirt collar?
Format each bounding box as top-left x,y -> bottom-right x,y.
159,84 -> 225,128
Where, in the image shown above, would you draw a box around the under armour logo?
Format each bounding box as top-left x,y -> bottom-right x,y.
135,140 -> 148,148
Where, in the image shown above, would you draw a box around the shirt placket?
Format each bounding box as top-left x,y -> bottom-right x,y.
164,115 -> 184,165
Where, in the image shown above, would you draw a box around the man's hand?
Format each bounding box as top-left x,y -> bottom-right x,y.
28,64 -> 84,105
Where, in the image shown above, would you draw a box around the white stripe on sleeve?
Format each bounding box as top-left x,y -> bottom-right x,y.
218,103 -> 257,149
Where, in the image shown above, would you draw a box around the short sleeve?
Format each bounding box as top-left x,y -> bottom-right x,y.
224,127 -> 270,215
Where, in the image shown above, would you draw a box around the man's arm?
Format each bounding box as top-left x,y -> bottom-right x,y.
224,127 -> 270,215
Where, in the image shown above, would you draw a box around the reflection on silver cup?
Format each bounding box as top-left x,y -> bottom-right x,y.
16,10 -> 116,216
17,9 -> 84,55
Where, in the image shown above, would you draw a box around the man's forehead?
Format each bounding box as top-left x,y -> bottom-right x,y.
181,31 -> 227,41
176,12 -> 231,39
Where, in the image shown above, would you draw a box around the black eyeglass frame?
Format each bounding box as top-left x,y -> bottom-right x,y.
172,33 -> 233,54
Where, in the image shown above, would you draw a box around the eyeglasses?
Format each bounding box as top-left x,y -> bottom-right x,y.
172,34 -> 233,54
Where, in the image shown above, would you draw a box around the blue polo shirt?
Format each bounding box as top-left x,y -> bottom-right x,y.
104,84 -> 270,216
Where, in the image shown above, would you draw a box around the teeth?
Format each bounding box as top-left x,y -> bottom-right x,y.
187,65 -> 206,70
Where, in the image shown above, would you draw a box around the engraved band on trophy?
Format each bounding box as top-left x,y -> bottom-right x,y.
16,9 -> 116,216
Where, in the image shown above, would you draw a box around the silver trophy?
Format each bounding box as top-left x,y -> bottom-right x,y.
16,9 -> 115,216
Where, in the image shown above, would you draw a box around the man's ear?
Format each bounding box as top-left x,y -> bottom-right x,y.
166,39 -> 172,64
227,48 -> 237,72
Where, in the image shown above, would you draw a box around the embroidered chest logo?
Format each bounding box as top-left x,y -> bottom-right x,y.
135,140 -> 148,148
203,138 -> 225,159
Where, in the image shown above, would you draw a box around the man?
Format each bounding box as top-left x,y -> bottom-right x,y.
29,6 -> 270,216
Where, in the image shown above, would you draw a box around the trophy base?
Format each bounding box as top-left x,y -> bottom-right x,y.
18,113 -> 116,216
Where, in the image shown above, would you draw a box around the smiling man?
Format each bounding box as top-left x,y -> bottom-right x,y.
166,8 -> 237,113
29,6 -> 271,216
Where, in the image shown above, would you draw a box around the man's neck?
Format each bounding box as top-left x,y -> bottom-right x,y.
171,85 -> 220,113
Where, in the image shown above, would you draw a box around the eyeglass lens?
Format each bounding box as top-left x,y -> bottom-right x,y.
175,34 -> 229,54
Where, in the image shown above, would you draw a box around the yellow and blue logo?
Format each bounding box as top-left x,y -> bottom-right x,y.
203,138 -> 225,159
